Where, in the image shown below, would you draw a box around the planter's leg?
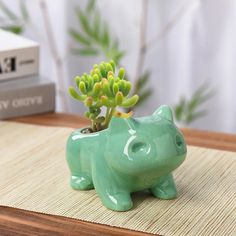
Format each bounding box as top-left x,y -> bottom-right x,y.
150,174 -> 177,199
66,141 -> 94,190
70,173 -> 94,190
92,169 -> 133,211
98,190 -> 133,211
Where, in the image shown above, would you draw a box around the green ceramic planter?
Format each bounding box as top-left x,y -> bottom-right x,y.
66,105 -> 187,211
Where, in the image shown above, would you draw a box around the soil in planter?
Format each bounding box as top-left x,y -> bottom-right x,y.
81,128 -> 94,134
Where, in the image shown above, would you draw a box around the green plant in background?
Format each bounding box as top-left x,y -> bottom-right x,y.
174,83 -> 214,126
69,61 -> 139,132
69,0 -> 152,111
0,0 -> 29,34
69,0 -> 124,64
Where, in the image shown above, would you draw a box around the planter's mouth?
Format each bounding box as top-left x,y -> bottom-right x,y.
81,127 -> 93,134
80,127 -> 108,134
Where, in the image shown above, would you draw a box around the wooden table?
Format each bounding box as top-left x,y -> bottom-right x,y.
1,112 -> 236,236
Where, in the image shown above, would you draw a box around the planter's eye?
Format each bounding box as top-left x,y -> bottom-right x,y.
175,135 -> 183,148
131,142 -> 149,154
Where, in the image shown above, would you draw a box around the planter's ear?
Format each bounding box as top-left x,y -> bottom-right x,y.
108,117 -> 136,133
153,105 -> 173,122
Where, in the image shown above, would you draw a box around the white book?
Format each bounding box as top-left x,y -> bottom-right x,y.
0,29 -> 39,81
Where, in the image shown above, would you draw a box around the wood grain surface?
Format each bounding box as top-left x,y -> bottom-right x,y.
1,112 -> 236,236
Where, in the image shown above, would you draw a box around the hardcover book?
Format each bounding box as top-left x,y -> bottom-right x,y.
0,76 -> 55,119
0,29 -> 39,81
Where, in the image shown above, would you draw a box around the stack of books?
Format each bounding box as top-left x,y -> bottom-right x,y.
0,29 -> 55,119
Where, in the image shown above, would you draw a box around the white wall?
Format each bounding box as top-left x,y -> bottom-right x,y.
154,0 -> 236,133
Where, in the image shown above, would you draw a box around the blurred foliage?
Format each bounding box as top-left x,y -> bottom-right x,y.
69,0 -> 152,111
0,0 -> 29,34
131,71 -> 152,109
174,83 -> 214,125
69,0 -> 124,64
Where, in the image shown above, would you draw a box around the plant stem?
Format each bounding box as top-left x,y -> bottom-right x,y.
96,121 -> 101,131
103,107 -> 110,128
103,107 -> 115,129
91,119 -> 96,131
107,107 -> 115,126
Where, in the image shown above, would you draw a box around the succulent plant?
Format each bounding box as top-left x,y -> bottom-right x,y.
69,61 -> 139,132
69,0 -> 152,113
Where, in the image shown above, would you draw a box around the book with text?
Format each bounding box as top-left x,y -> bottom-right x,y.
0,76 -> 55,119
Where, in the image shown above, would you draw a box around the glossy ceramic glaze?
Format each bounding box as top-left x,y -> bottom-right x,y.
66,105 -> 187,211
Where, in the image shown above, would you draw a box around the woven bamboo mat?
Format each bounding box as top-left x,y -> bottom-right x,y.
0,121 -> 236,236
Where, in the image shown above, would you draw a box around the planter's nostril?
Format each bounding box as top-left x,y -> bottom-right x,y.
131,142 -> 148,153
176,135 -> 183,148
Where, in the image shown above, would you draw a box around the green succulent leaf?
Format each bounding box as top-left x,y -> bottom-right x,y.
123,81 -> 132,96
118,67 -> 125,80
121,95 -> 139,108
74,76 -> 81,85
115,92 -> 124,105
84,96 -> 93,107
94,68 -> 102,78
99,63 -> 107,77
102,79 -> 113,97
87,76 -> 94,91
100,95 -> 113,107
118,80 -> 126,94
92,74 -> 100,83
79,81 -> 87,94
113,83 -> 119,95
93,82 -> 101,97
68,87 -> 86,101
110,60 -> 116,71
106,63 -> 113,73
84,111 -> 91,118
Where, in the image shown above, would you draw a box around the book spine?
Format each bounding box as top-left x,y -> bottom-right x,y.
0,45 -> 39,81
0,83 -> 55,119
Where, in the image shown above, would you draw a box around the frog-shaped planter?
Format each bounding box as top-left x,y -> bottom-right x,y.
66,105 -> 187,211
